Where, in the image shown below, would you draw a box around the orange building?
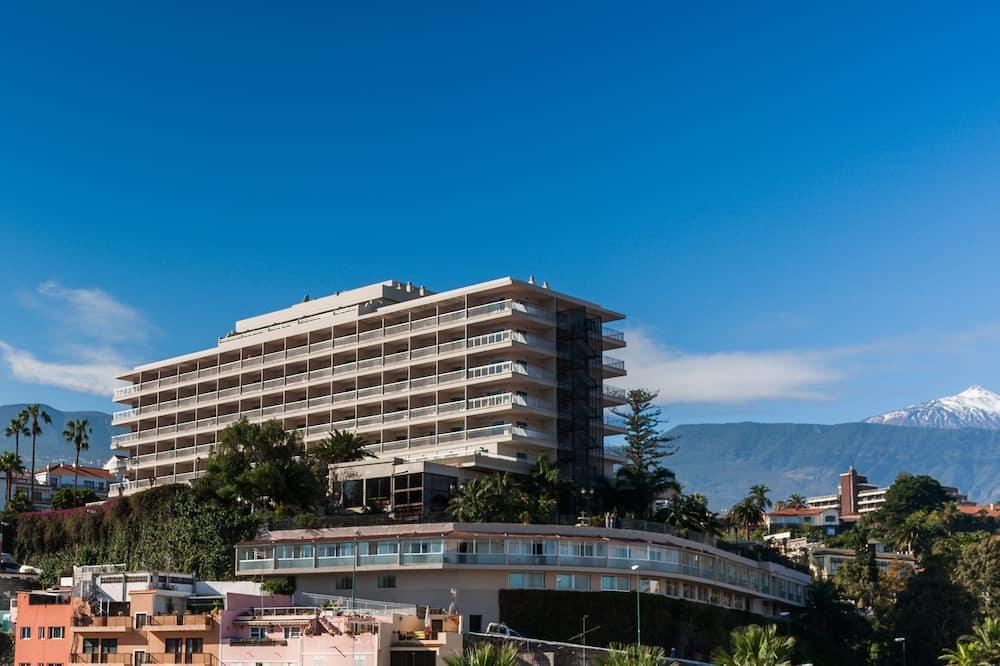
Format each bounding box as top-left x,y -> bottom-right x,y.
13,590 -> 73,666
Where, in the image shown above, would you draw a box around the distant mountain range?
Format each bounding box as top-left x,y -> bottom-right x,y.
665,421 -> 1000,510
865,385 -> 1000,430
0,404 -> 117,470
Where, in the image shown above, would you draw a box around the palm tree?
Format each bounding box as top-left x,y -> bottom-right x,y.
784,493 -> 808,509
309,429 -> 374,474
938,641 -> 983,666
710,624 -> 795,666
4,414 -> 29,459
729,497 -> 765,540
62,419 -> 91,501
748,484 -> 773,511
0,451 -> 25,505
20,405 -> 51,509
941,617 -> 1000,665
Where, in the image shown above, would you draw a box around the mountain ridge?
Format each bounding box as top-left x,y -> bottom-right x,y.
0,404 -> 117,469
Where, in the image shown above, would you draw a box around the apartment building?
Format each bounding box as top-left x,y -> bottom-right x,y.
807,466 -> 970,519
110,278 -> 628,512
7,463 -> 117,511
12,566 -> 462,666
235,522 -> 811,631
808,546 -> 917,581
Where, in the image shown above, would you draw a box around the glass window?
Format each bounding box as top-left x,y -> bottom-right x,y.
283,627 -> 301,639
249,627 -> 266,640
377,575 -> 397,589
403,539 -> 441,554
335,576 -> 353,590
318,543 -> 354,558
507,572 -> 544,589
277,544 -> 313,559
48,627 -> 64,639
20,627 -> 30,640
600,576 -> 628,591
555,574 -> 591,591
609,545 -> 630,559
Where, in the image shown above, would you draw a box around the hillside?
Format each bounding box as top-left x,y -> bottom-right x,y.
665,421 -> 1000,510
0,404 -> 116,469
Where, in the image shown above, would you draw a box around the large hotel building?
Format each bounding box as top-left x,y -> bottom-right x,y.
110,277 -> 629,507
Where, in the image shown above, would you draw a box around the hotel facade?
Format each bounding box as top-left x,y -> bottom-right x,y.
110,277 -> 628,511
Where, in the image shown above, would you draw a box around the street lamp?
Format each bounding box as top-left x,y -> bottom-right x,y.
778,610 -> 790,636
894,637 -> 906,666
630,564 -> 641,648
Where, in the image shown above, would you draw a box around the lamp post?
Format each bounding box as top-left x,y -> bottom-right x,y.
630,564 -> 641,648
894,637 -> 906,666
778,610 -> 790,636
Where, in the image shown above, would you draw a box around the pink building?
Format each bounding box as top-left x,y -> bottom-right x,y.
218,594 -> 462,666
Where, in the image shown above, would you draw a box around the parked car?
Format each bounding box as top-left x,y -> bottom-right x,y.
484,622 -> 523,638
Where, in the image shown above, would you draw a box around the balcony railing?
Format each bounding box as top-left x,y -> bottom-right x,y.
113,361 -> 557,450
602,355 -> 626,371
601,327 -> 625,343
119,300 -> 555,400
72,654 -> 132,664
113,329 -> 552,421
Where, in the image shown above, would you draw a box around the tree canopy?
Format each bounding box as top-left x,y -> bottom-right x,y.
613,388 -> 678,518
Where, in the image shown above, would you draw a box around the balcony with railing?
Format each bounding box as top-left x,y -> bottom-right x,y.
112,361 -> 556,450
118,300 -> 556,400
602,355 -> 626,376
72,615 -> 133,631
113,330 -> 554,420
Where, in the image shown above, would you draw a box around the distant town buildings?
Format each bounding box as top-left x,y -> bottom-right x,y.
806,466 -> 970,520
7,460 -> 120,511
808,545 -> 917,581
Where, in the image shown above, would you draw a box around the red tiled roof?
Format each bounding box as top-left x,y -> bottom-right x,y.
957,504 -> 1000,518
35,464 -> 114,480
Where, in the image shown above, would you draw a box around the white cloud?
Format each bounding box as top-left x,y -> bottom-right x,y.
26,280 -> 152,344
0,341 -> 126,396
618,328 -> 847,404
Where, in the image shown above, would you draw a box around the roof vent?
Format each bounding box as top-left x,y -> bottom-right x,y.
405,281 -> 413,292
418,286 -> 426,296
542,281 -> 549,289
528,275 -> 536,285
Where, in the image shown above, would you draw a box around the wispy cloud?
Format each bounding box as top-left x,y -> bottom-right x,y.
23,280 -> 152,344
0,281 -> 148,396
0,342 -> 126,395
619,328 -> 849,404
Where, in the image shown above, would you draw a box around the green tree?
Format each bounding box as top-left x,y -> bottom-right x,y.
748,485 -> 772,512
193,419 -> 325,513
0,451 -> 25,505
444,642 -> 518,666
61,419 -> 91,496
794,579 -> 870,666
613,388 -> 678,518
728,497 -> 764,540
4,414 -> 29,459
447,473 -> 534,523
890,563 -> 976,666
778,494 -> 807,510
50,487 -> 100,510
710,624 -> 794,666
952,536 -> 1000,620
939,617 -> 1000,665
878,473 -> 950,528
20,404 -> 51,509
524,455 -> 571,521
308,429 -> 374,478
6,490 -> 32,514
656,491 -> 723,536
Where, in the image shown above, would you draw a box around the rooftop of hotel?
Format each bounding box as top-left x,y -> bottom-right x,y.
120,276 -> 625,376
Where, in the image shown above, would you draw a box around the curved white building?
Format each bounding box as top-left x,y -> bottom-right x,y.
235,522 -> 809,632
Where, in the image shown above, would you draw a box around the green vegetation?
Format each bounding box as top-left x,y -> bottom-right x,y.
595,644 -> 669,666
192,419 -> 325,512
4,413 -> 29,460
0,451 -> 25,504
11,484 -> 259,586
939,617 -> 1000,665
444,642 -> 517,666
308,429 -> 374,477
710,624 -> 794,666
50,487 -> 100,510
446,455 -> 565,523
613,388 -> 678,518
655,490 -> 724,536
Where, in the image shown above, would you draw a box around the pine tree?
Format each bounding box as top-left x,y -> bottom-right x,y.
613,388 -> 679,518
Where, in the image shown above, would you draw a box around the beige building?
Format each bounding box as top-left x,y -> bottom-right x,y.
235,522 -> 811,633
110,278 -> 628,512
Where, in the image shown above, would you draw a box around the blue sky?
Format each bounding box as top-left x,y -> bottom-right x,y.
2,2 -> 1000,424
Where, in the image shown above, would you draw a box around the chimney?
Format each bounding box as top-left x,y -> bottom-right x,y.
528,276 -> 536,285
542,281 -> 549,289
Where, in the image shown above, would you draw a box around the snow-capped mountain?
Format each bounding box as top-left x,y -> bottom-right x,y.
864,385 -> 1000,430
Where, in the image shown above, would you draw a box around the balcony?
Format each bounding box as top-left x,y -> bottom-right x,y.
72,654 -> 133,665
117,300 -> 556,401
602,355 -> 626,377
601,327 -> 626,349
145,613 -> 213,630
144,654 -> 216,665
72,615 -> 133,632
